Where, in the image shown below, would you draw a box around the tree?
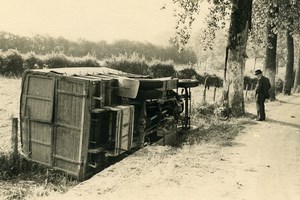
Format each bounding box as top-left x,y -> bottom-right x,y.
282,1 -> 300,95
222,0 -> 253,116
250,0 -> 300,97
293,44 -> 300,92
284,21 -> 294,95
264,2 -> 278,100
172,0 -> 252,116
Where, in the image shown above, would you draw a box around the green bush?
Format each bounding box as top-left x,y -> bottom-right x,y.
42,52 -> 71,68
204,73 -> 223,88
0,49 -> 24,76
71,54 -> 99,67
23,52 -> 43,69
104,52 -> 150,75
178,67 -> 199,79
244,76 -> 257,90
148,59 -> 176,78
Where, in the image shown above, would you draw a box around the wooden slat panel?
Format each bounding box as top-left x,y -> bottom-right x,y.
31,143 -> 51,165
30,120 -> 52,165
113,105 -> 134,156
30,122 -> 52,144
56,93 -> 83,128
25,75 -> 55,122
21,74 -> 55,166
54,127 -> 80,162
26,98 -> 53,122
54,78 -> 88,176
27,75 -> 54,98
54,159 -> 81,176
57,78 -> 85,95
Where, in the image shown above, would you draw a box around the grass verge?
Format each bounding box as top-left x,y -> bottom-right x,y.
0,152 -> 78,200
177,102 -> 256,147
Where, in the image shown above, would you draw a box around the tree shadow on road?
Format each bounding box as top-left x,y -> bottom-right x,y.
266,118 -> 300,130
276,100 -> 300,106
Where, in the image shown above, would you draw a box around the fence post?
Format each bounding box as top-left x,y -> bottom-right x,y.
11,117 -> 18,155
203,87 -> 207,102
213,87 -> 217,102
245,84 -> 248,97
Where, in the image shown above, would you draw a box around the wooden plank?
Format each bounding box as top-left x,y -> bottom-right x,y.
31,139 -> 51,147
93,96 -> 102,101
88,147 -> 105,154
55,122 -> 81,131
56,89 -> 87,97
26,95 -> 52,101
78,91 -> 86,174
91,108 -> 107,113
53,154 -> 81,164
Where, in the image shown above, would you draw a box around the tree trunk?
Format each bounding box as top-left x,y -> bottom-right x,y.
264,3 -> 278,101
253,57 -> 257,71
283,30 -> 294,95
293,46 -> 300,93
223,0 -> 252,117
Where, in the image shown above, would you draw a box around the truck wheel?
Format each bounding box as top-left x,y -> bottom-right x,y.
138,79 -> 164,90
178,79 -> 199,88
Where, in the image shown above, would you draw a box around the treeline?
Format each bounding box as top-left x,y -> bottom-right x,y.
0,32 -> 197,65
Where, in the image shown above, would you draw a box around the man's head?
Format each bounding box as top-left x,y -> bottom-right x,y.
254,69 -> 263,78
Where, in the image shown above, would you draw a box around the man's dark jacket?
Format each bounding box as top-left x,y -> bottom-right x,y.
255,76 -> 270,99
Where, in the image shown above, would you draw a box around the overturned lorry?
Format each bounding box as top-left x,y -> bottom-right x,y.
20,67 -> 198,180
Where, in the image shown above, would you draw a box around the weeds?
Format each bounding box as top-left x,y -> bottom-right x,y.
178,102 -> 254,147
0,152 -> 78,200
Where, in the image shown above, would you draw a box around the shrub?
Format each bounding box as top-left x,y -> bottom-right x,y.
148,59 -> 176,78
0,49 -> 24,76
71,54 -> 100,67
104,52 -> 150,75
204,73 -> 223,88
23,52 -> 43,69
178,67 -> 199,79
244,76 -> 257,90
42,52 -> 71,68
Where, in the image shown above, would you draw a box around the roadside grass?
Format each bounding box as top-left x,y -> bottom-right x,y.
0,152 -> 78,200
177,100 -> 257,147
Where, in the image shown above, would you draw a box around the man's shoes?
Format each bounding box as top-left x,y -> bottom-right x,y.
255,118 -> 265,121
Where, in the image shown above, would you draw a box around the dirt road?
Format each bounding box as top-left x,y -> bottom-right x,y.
44,94 -> 300,200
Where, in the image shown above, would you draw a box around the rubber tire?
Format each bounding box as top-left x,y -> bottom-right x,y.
138,79 -> 164,90
178,79 -> 199,88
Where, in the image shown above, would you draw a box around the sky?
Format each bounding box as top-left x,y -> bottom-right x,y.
0,0 -> 209,45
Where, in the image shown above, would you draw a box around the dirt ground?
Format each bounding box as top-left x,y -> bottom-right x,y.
41,94 -> 300,200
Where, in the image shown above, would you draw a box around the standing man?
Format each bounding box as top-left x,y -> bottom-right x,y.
254,69 -> 271,121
